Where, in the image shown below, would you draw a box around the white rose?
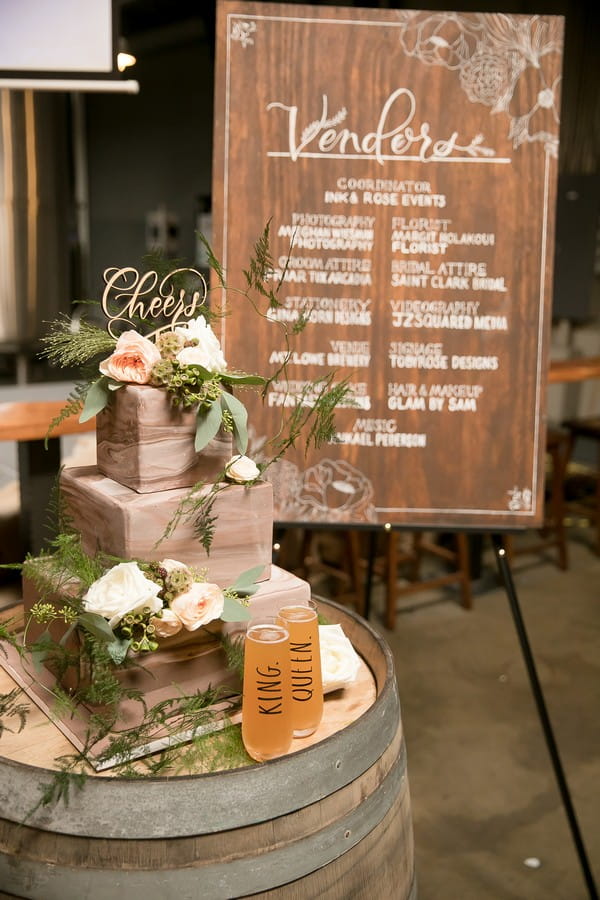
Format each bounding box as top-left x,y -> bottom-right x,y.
175,316 -> 227,372
170,582 -> 224,631
99,330 -> 161,384
83,562 -> 163,630
226,454 -> 260,483
150,608 -> 183,638
319,624 -> 361,693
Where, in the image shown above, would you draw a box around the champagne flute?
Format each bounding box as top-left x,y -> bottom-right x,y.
277,601 -> 323,737
241,618 -> 293,761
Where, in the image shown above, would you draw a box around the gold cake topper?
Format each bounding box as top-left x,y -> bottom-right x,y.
101,266 -> 208,338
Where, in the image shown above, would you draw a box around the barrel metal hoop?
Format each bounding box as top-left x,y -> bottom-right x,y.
0,743 -> 408,900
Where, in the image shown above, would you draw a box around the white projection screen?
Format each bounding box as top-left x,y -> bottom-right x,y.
0,0 -> 114,75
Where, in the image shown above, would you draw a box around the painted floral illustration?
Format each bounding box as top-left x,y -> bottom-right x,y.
396,11 -> 562,155
267,458 -> 378,523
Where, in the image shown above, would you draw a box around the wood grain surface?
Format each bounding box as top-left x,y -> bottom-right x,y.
212,2 -> 564,531
0,401 -> 94,441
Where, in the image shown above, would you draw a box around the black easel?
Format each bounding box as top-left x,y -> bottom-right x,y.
491,534 -> 598,900
362,527 -> 597,900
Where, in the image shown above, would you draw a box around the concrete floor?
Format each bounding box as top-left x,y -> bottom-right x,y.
364,533 -> 600,900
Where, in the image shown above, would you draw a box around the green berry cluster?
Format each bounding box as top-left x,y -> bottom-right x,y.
29,602 -> 58,623
150,360 -> 223,411
164,566 -> 193,602
119,609 -> 159,653
155,331 -> 185,359
150,359 -> 175,387
30,602 -> 78,624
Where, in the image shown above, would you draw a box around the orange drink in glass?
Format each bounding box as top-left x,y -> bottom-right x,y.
277,601 -> 323,737
241,618 -> 293,762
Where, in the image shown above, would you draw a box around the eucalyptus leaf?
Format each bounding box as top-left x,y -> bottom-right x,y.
78,612 -> 117,644
79,377 -> 110,423
186,363 -> 213,381
30,631 -> 54,673
221,594 -> 252,622
220,392 -> 248,454
106,637 -> 131,665
59,623 -> 76,647
195,399 -> 223,451
221,373 -> 266,386
230,565 -> 265,595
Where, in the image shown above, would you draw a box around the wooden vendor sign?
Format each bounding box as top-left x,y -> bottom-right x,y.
212,1 -> 564,530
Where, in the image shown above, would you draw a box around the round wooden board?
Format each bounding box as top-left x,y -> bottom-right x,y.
0,609 -> 376,776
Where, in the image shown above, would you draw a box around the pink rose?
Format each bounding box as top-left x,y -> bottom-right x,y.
151,608 -> 183,638
170,582 -> 224,631
99,331 -> 161,384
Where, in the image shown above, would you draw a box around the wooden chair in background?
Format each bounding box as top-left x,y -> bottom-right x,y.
382,531 -> 472,629
275,526 -> 472,628
562,416 -> 600,555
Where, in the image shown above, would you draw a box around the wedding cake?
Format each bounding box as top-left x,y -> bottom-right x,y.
22,264 -> 311,701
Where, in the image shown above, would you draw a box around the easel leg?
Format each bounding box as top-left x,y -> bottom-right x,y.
491,534 -> 598,900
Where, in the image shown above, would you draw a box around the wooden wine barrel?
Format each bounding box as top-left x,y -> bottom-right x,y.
0,599 -> 415,900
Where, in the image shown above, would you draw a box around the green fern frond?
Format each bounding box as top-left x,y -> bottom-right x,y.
221,632 -> 245,682
0,689 -> 30,736
197,232 -> 225,286
44,383 -> 89,443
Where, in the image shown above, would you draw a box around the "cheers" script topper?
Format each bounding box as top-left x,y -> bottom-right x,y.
101,267 -> 208,338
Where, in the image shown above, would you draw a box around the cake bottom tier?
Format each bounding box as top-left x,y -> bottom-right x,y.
23,564 -> 311,698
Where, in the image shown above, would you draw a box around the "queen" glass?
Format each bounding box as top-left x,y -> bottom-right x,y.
241,619 -> 293,762
277,601 -> 323,737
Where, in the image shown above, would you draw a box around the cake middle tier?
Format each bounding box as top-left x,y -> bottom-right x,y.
61,466 -> 273,587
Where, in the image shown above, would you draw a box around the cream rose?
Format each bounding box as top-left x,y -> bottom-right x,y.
175,316 -> 226,372
83,562 -> 163,630
150,608 -> 183,638
159,558 -> 188,574
170,582 -> 224,631
99,331 -> 161,384
226,454 -> 260,483
319,624 -> 361,693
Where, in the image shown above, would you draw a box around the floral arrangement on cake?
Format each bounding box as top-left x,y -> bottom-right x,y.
42,228 -> 349,470
28,553 -> 258,667
79,313 -> 264,458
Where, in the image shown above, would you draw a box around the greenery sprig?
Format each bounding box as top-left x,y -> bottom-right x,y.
40,316 -> 116,368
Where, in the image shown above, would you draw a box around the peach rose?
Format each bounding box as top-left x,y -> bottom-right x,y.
151,608 -> 183,638
170,582 -> 224,631
99,331 -> 161,384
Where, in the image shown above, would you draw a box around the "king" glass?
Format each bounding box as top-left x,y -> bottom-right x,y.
241,618 -> 293,762
277,601 -> 323,737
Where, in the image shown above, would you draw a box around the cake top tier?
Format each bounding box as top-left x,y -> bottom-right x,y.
40,234 -> 353,497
